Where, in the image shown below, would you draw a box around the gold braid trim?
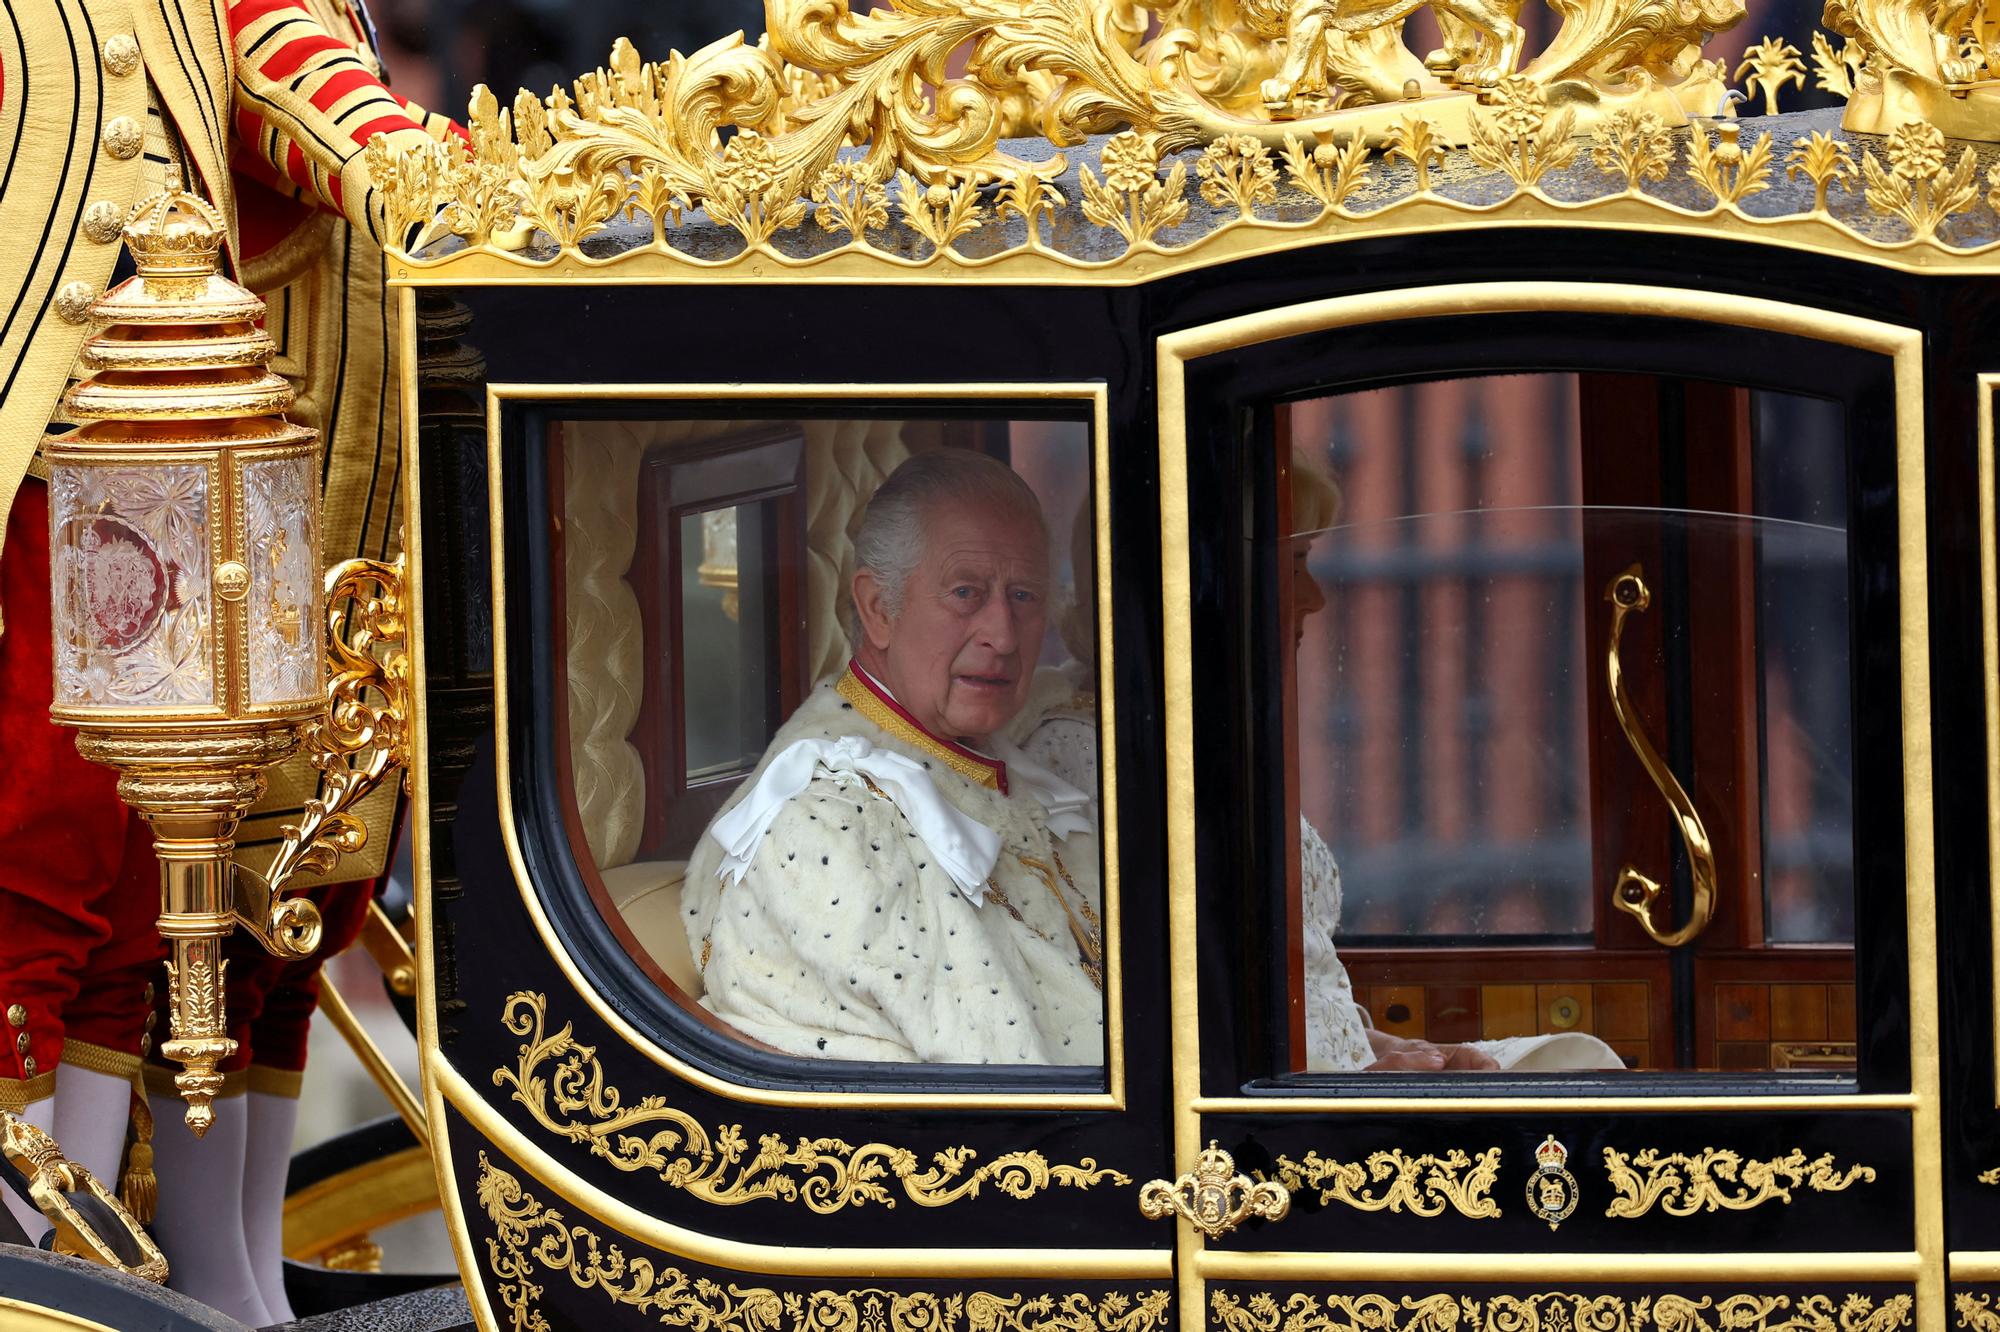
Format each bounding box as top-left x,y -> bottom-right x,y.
838,667 -> 1003,792
0,1070 -> 56,1113
59,1039 -> 143,1083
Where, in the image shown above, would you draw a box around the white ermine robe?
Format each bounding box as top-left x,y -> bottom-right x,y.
683,664 -> 1105,1065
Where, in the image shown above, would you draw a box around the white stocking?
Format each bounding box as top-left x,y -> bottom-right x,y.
1,1095 -> 55,1243
148,1093 -> 270,1326
242,1090 -> 297,1322
51,1065 -> 131,1188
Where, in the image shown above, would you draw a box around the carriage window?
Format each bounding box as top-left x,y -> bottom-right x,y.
1279,374 -> 1858,1075
553,413 -> 1108,1071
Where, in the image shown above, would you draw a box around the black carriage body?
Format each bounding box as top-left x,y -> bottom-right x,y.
402,217 -> 2000,1332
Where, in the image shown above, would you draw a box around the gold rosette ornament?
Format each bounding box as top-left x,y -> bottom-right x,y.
43,178 -> 406,1135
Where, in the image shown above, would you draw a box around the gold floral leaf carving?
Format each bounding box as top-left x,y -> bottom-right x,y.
1465,76 -> 1578,190
1077,132 -> 1189,247
1977,1164 -> 2000,1185
995,166 -> 1068,247
477,1151 -> 1174,1332
1272,1147 -> 1502,1219
1956,1293 -> 2000,1332
1210,1291 -> 1913,1332
1590,109 -> 1674,191
1281,133 -> 1372,212
895,172 -> 987,254
1196,135 -> 1279,220
1787,131 -> 1856,213
1810,31 -> 1863,98
1861,121 -> 1980,239
812,160 -> 891,245
1601,1146 -> 1876,1218
360,12 -> 2000,272
1687,123 -> 1774,205
493,992 -> 1130,1212
1383,116 -> 1445,194
1735,37 -> 1806,116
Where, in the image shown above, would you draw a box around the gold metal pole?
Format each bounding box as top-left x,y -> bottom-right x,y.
315,975 -> 428,1148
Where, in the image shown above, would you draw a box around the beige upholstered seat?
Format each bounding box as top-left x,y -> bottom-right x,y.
560,418 -> 930,1004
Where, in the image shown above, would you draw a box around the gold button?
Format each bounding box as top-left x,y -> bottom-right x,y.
5,1005 -> 24,1028
142,983 -> 155,1004
215,560 -> 250,602
101,116 -> 141,160
138,1034 -> 151,1056
22,1055 -> 35,1076
101,34 -> 139,77
12,1033 -> 26,1055
143,1011 -> 157,1032
54,281 -> 98,324
82,201 -> 124,245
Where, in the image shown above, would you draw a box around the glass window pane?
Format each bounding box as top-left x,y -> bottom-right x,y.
554,415 -> 1109,1073
1276,374 -> 1859,1076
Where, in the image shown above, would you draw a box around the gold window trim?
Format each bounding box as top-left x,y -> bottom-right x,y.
1152,282 -> 1942,1329
458,375 -> 1124,1111
1977,375 -> 2000,1112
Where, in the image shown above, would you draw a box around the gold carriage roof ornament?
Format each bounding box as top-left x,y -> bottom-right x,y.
365,0 -> 2000,276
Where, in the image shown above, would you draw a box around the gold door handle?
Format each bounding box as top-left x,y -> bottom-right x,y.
1139,1141 -> 1290,1239
1604,565 -> 1718,948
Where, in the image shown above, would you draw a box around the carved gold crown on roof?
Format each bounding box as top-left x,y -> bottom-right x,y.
121,182 -> 228,278
364,0 -> 2000,277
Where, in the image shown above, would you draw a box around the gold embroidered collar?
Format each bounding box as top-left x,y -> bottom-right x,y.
837,662 -> 1008,795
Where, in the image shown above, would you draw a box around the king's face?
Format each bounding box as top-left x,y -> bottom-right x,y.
878,499 -> 1050,746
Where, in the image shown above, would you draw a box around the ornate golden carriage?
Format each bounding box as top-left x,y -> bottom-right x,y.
13,0 -> 2000,1327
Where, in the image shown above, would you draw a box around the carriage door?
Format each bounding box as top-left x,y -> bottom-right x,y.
1155,287 -> 1940,1328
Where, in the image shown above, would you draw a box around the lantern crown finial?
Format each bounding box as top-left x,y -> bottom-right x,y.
121,170 -> 227,279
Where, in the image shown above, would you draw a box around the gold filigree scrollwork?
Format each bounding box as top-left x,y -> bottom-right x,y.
493,992 -> 1129,1211
256,555 -> 409,901
1601,1146 -> 1877,1218
1138,1141 -> 1290,1239
1826,0 -> 2000,137
476,1152 -> 1174,1332
1210,1292 -> 1914,1332
1271,1147 -> 1502,1219
1956,1294 -> 2000,1332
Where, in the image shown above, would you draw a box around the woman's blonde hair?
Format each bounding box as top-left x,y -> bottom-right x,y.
1290,445 -> 1343,535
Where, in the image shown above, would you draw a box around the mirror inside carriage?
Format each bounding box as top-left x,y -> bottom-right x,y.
550,413 -> 1108,1069
1275,374 -> 1859,1076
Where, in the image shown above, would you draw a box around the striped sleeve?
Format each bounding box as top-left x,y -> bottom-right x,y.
227,0 -> 464,244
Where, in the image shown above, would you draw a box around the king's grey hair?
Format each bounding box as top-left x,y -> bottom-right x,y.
849,450 -> 1049,632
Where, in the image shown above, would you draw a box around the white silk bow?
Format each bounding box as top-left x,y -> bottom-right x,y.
708,733 -> 1095,904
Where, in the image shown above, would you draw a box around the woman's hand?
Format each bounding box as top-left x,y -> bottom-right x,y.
1364,1028 -> 1500,1071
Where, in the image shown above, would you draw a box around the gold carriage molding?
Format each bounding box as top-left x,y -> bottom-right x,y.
493,992 -> 1130,1211
475,1152 -> 1176,1332
367,2 -> 2000,276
